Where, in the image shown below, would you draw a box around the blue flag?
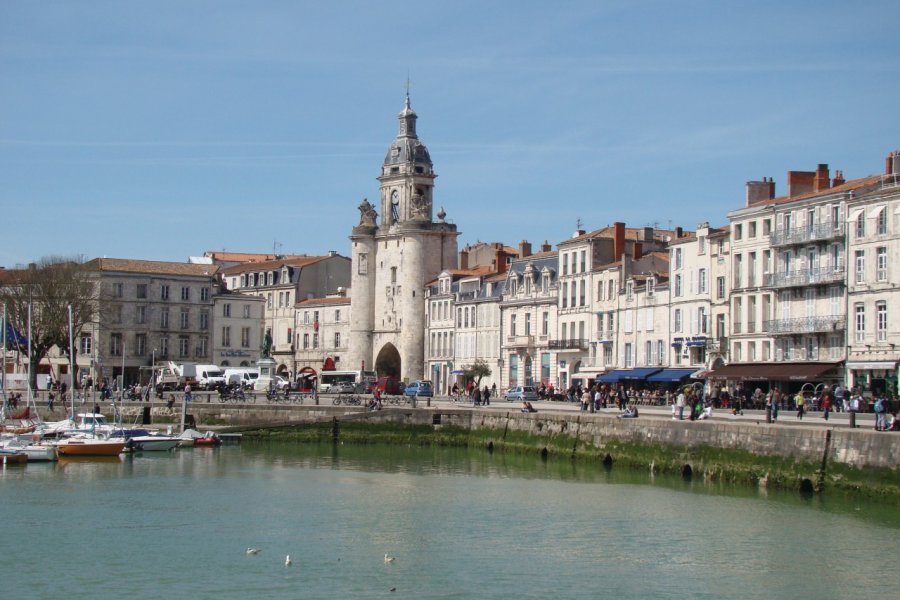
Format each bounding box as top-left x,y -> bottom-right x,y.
4,322 -> 27,346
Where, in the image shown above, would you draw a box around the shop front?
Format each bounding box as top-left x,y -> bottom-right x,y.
846,361 -> 898,396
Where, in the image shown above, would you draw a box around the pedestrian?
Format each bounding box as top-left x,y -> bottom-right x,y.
874,396 -> 888,431
676,389 -> 685,421
820,388 -> 832,421
47,391 -> 55,412
472,386 -> 481,406
491,383 -> 497,398
482,385 -> 490,406
581,388 -> 591,412
184,383 -> 193,403
795,391 -> 806,420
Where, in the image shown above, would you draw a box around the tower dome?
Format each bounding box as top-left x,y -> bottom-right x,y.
383,93 -> 432,169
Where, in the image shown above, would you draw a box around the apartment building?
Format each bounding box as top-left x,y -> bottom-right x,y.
294,295 -> 352,380
845,151 -> 900,395
213,293 -> 265,368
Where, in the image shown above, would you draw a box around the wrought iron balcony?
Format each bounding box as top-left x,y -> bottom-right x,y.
595,329 -> 615,342
763,265 -> 845,289
763,315 -> 846,335
706,336 -> 728,352
769,222 -> 845,247
548,338 -> 588,350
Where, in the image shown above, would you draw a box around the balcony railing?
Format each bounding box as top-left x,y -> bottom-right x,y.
457,291 -> 477,301
769,222 -> 845,247
506,335 -> 534,348
595,329 -> 615,341
763,315 -> 846,335
548,338 -> 588,350
763,265 -> 845,288
706,336 -> 728,352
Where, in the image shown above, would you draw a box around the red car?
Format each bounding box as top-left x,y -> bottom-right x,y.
374,376 -> 402,395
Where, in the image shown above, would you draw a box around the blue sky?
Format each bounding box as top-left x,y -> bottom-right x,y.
2,0 -> 898,267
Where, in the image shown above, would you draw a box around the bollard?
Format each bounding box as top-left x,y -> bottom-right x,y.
766,406 -> 772,424
849,411 -> 856,428
412,397 -> 417,408
427,397 -> 431,407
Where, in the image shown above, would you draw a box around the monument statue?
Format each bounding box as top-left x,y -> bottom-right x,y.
410,191 -> 430,219
358,198 -> 377,227
262,331 -> 273,358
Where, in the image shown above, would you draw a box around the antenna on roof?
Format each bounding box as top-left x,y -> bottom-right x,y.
273,240 -> 283,257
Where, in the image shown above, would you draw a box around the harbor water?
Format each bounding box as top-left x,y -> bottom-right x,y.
2,442 -> 898,599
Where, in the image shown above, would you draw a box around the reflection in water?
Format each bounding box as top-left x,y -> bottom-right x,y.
2,443 -> 897,600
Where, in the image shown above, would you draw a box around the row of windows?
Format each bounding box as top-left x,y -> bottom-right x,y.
111,282 -> 209,302
509,312 -> 550,336
561,250 -> 588,276
108,333 -> 207,358
221,303 -> 255,318
110,305 -> 209,330
237,269 -> 290,289
853,247 -> 889,284
854,301 -> 889,343
429,331 -> 454,358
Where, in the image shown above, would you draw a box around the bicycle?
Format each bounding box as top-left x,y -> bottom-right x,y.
333,394 -> 362,406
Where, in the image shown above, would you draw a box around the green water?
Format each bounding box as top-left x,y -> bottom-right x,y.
3,443 -> 898,599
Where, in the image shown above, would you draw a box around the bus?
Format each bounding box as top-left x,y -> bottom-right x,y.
319,370 -> 378,393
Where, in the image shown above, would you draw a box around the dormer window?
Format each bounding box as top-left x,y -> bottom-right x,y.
626,281 -> 634,300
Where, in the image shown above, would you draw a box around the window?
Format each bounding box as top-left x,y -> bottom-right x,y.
181,287 -> 190,301
525,313 -> 532,336
699,269 -> 707,294
180,308 -> 189,329
674,275 -> 682,297
136,284 -> 147,299
335,309 -> 341,322
561,283 -> 568,308
626,281 -> 634,300
199,310 -> 209,330
313,333 -> 319,349
110,333 -> 122,356
645,341 -> 653,366
334,332 -> 341,348
160,308 -> 169,329
855,303 -> 865,343
267,293 -> 273,309
179,336 -> 189,358
763,219 -> 772,235
733,254 -> 742,288
674,248 -> 683,270
749,221 -> 757,238
562,254 -> 568,276
223,303 -> 231,317
221,326 -> 231,347
113,282 -> 124,298
698,307 -> 708,334
135,333 -> 146,357
580,250 -> 586,273
698,236 -> 706,254
198,337 -> 208,357
510,314 -> 517,336
159,337 -> 169,357
624,343 -> 633,368
243,304 -> 251,318
201,287 -> 209,301
717,276 -> 726,300
855,250 -> 865,284
856,211 -> 865,239
542,311 -> 549,336
674,309 -> 682,332
876,247 -> 887,281
876,301 -> 887,342
79,334 -> 92,355
241,327 -> 250,348
579,280 -> 585,306
136,305 -> 146,325
877,208 -> 887,235
302,333 -> 309,349
734,224 -> 743,241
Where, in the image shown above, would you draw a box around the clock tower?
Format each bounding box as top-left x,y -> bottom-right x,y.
348,93 -> 459,383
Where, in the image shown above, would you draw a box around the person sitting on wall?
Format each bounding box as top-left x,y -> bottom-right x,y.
617,404 -> 638,419
886,411 -> 899,431
698,402 -> 713,420
521,401 -> 537,413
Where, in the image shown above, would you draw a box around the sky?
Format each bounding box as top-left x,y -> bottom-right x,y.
2,0 -> 899,267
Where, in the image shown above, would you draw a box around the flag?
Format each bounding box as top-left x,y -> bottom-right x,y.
4,322 -> 28,347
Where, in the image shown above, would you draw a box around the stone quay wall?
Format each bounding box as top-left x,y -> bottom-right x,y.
151,403 -> 900,470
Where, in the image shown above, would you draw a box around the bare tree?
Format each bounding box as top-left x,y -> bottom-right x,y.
0,256 -> 98,389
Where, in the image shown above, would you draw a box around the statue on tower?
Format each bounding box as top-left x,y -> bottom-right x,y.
358,198 -> 378,227
410,190 -> 431,220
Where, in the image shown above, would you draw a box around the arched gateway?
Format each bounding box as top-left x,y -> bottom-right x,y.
375,343 -> 401,379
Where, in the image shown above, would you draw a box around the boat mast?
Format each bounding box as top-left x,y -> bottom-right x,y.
68,305 -> 75,421
1,304 -> 7,419
27,303 -> 33,406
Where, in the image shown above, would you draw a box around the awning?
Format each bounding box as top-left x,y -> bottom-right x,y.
647,368 -> 698,382
706,362 -> 842,381
451,370 -> 465,375
599,368 -> 662,382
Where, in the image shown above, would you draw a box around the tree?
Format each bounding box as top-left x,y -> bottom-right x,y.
0,256 -> 98,389
464,358 -> 492,389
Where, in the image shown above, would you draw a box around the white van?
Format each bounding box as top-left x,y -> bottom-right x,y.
223,368 -> 259,389
196,364 -> 226,389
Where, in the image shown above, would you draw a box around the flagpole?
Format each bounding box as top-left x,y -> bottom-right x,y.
68,305 -> 75,421
27,303 -> 33,404
1,304 -> 7,415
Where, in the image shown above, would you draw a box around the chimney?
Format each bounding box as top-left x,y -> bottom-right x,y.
888,150 -> 900,175
814,164 -> 830,192
831,170 -> 845,187
613,222 -> 626,261
787,170 -> 816,197
643,226 -> 654,242
459,249 -> 469,270
540,240 -> 552,253
746,177 -> 776,206
633,241 -> 643,260
674,226 -> 683,239
518,240 -> 532,258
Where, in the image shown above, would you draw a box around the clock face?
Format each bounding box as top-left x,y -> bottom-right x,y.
391,190 -> 399,203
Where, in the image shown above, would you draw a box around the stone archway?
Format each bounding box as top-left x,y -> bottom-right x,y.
375,343 -> 401,378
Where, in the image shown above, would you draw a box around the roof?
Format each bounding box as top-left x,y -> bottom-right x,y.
84,258 -> 218,277
296,296 -> 351,307
203,252 -> 282,263
741,175 -> 883,212
220,255 -> 343,276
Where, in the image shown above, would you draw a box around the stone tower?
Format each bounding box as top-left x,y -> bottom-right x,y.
348,93 -> 459,382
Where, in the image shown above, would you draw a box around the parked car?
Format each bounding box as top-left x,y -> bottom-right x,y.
374,376 -> 403,395
272,376 -> 290,391
404,380 -> 434,397
331,381 -> 357,394
504,386 -> 539,402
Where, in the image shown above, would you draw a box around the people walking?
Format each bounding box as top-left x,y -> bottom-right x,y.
795,391 -> 805,420
676,389 -> 685,421
820,387 -> 832,421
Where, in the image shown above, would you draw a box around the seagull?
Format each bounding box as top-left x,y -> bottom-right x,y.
285,555 -> 292,567
384,553 -> 395,563
246,548 -> 260,555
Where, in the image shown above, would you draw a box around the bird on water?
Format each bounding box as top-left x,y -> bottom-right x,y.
384,553 -> 395,563
246,548 -> 260,555
285,555 -> 292,566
